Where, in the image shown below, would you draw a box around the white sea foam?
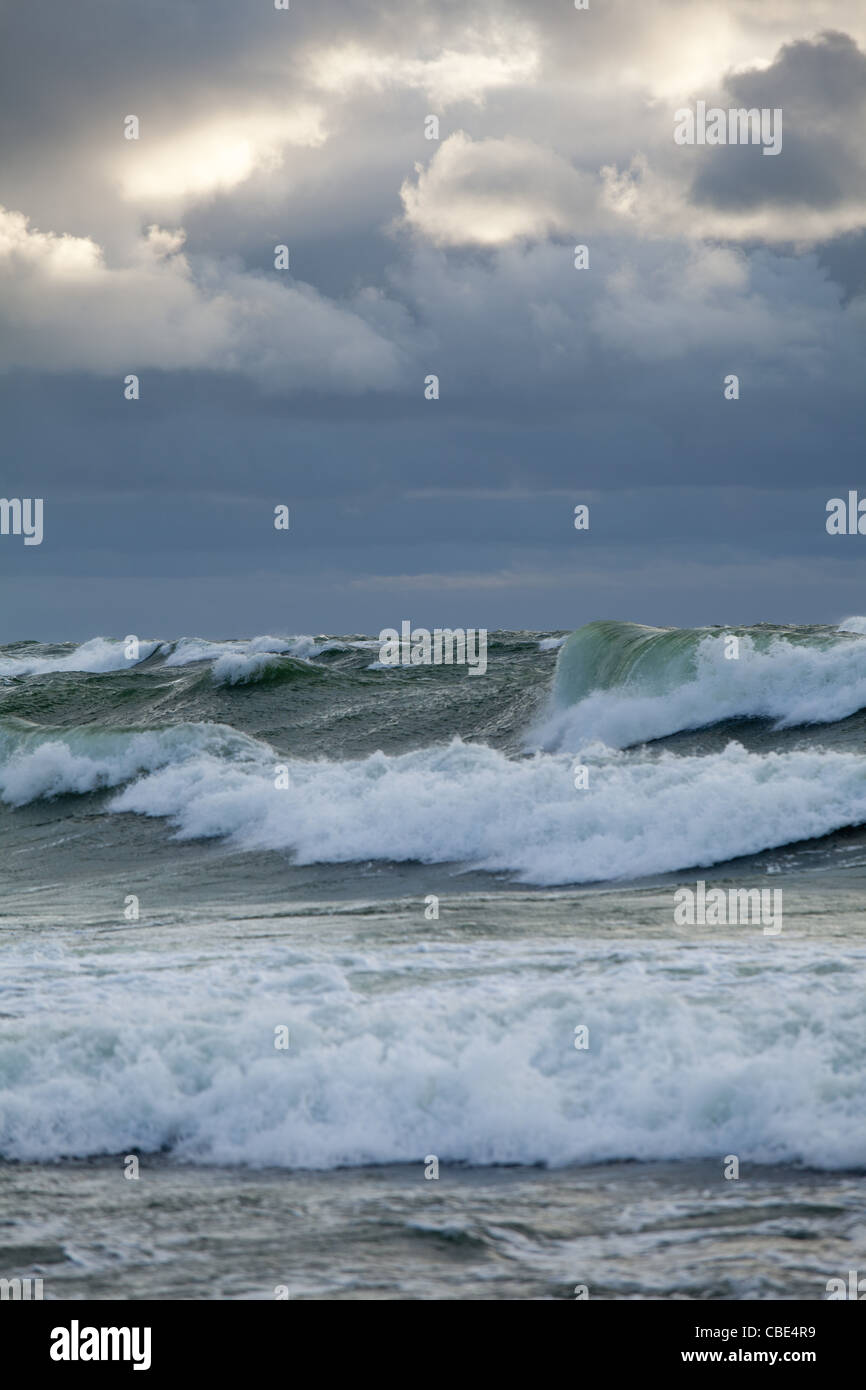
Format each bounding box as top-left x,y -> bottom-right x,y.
0,722 -> 262,807
0,634 -> 355,683
4,721 -> 865,883
0,637 -> 163,678
210,651 -> 288,685
161,634 -> 349,682
1,931 -> 863,1169
107,738 -> 866,884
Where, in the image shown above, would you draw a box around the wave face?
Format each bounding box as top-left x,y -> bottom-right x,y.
3,623 -> 866,886
538,619 -> 866,750
2,930 -> 864,1169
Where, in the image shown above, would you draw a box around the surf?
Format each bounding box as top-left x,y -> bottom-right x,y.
536,619 -> 866,750
5,716 -> 866,885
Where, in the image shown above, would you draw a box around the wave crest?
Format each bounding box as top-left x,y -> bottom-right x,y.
537,620 -> 866,749
5,719 -> 866,884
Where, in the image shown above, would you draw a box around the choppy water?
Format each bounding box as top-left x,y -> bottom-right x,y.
3,1158 -> 864,1300
2,621 -> 866,1297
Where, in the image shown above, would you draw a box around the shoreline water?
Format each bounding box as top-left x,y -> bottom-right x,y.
3,1157 -> 864,1300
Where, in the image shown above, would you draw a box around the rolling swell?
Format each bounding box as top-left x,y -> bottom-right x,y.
3,625 -> 866,884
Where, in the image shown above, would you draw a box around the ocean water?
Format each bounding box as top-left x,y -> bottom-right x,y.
2,621 -> 866,1299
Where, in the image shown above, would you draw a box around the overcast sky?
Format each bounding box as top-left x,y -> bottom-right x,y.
1,0 -> 865,640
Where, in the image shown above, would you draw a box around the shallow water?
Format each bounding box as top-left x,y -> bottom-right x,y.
2,1157 -> 863,1300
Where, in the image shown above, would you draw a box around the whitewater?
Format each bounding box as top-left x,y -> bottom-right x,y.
3,619 -> 866,885
3,619 -> 866,1181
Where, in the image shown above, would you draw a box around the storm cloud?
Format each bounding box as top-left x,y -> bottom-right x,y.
0,1 -> 864,638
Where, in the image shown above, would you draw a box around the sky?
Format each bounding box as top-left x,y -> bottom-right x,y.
1,0 -> 865,640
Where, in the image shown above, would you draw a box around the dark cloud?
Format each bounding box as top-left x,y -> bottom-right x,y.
691,31 -> 866,211
1,3 -> 864,638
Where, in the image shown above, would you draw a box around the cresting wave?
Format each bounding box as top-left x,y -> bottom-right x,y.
5,621 -> 866,723
0,636 -> 165,678
4,622 -> 866,1172
536,618 -> 866,750
4,621 -> 866,882
0,719 -> 262,806
3,719 -> 866,883
0,634 -> 370,685
1,933 -> 863,1168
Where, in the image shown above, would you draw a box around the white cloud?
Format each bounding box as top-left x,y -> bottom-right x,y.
588,239 -> 858,376
116,110 -> 327,210
400,132 -> 602,247
310,24 -> 539,106
382,235 -> 864,398
0,206 -> 103,277
601,152 -> 866,245
0,207 -> 405,392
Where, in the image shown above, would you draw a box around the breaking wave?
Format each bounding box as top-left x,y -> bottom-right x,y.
3,719 -> 866,884
1,929 -> 863,1168
536,619 -> 866,749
